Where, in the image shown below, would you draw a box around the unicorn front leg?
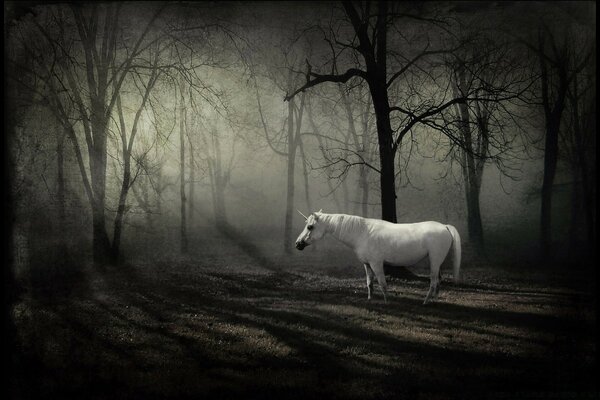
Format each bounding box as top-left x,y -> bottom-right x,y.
369,261 -> 388,303
363,263 -> 374,299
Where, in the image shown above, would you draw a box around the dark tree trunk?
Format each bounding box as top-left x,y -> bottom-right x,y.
312,125 -> 343,213
568,170 -> 582,258
188,136 -> 195,227
568,72 -> 595,255
540,117 -> 562,261
370,2 -> 397,223
89,117 -> 111,265
452,65 -> 486,255
466,179 -> 485,251
206,127 -> 229,226
297,139 -> 313,213
369,79 -> 397,222
55,127 -> 70,267
360,97 -> 372,218
360,167 -> 370,218
179,87 -> 188,254
454,157 -> 486,255
57,129 -> 66,234
341,167 -> 350,213
214,179 -> 227,225
92,207 -> 111,265
111,160 -> 130,264
378,147 -> 396,223
372,90 -> 397,222
580,156 -> 595,249
538,34 -> 568,262
283,99 -> 297,253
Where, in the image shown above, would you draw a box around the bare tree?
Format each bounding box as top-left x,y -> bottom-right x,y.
111,45 -> 163,262
520,22 -> 594,259
255,67 -> 310,253
561,50 -> 596,256
439,30 -> 532,256
285,1 -> 482,223
11,4 -> 165,265
178,79 -> 189,253
315,82 -> 377,217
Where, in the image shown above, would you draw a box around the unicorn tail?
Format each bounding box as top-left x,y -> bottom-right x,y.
446,225 -> 462,283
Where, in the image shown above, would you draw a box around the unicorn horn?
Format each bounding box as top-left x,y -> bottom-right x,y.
297,209 -> 309,220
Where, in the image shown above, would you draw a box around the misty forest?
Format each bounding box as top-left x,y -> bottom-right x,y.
4,1 -> 597,399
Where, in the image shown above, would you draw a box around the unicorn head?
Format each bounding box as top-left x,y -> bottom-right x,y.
295,209 -> 325,250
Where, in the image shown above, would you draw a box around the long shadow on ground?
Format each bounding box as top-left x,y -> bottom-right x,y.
11,227 -> 598,400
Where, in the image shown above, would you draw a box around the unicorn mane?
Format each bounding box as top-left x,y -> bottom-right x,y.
325,214 -> 366,247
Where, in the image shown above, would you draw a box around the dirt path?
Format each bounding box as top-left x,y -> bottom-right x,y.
10,228 -> 597,399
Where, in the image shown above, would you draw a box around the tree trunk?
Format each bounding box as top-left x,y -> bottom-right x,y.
215,179 -> 227,225
360,166 -> 370,218
360,98 -> 372,218
369,81 -> 396,223
283,98 -> 297,253
57,129 -> 66,234
309,106 -> 343,213
212,134 -> 228,226
569,72 -> 595,255
373,1 -> 396,223
89,116 -> 111,265
453,67 -> 486,255
466,176 -> 485,251
179,86 -> 188,254
538,37 -> 568,262
92,207 -> 111,265
580,154 -> 595,250
540,120 -> 560,261
188,136 -> 195,228
111,158 -> 130,264
297,139 -> 313,213
378,147 -> 396,223
568,168 -> 582,258
341,171 -> 350,213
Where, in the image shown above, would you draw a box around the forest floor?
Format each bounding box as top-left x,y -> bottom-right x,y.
9,225 -> 598,400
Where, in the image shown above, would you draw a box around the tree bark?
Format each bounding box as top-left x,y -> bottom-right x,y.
89,115 -> 111,265
179,84 -> 188,254
537,32 -> 569,261
370,80 -> 397,223
365,2 -> 397,223
540,97 -> 567,261
188,135 -> 195,227
540,122 -> 560,259
297,138 -> 313,213
283,98 -> 297,253
111,158 -> 130,264
57,128 -> 66,235
211,130 -> 228,226
451,64 -> 486,255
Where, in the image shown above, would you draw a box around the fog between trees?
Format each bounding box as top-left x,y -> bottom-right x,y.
5,1 -> 595,272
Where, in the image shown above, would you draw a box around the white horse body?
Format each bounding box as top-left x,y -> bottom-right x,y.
295,212 -> 461,304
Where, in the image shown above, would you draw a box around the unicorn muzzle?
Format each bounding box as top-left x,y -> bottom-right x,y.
295,240 -> 308,250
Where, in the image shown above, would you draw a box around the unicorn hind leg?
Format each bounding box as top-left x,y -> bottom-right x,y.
433,269 -> 442,299
423,255 -> 443,305
363,263 -> 375,300
423,276 -> 439,305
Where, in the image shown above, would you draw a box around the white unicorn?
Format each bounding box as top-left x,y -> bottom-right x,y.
295,210 -> 461,304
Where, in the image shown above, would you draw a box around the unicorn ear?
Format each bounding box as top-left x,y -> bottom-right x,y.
318,209 -> 323,213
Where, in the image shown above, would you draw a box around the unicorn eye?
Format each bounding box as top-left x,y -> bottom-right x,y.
307,225 -> 314,231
